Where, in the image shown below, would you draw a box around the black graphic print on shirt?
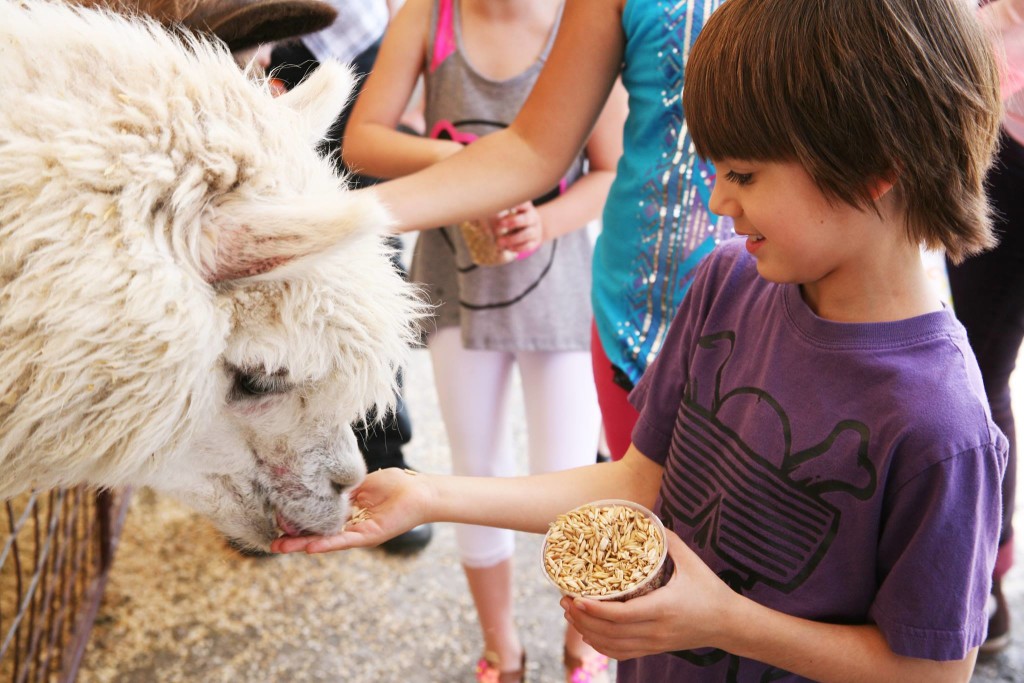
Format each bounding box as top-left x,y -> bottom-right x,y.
661,331 -> 878,681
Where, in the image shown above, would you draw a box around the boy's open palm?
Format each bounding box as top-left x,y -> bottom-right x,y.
560,531 -> 737,660
270,468 -> 429,555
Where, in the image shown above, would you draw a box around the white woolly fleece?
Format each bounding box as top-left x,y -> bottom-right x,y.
0,0 -> 423,548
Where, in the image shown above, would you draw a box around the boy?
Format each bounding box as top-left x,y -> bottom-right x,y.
274,0 -> 1007,679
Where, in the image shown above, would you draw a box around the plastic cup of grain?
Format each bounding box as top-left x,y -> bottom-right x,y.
541,499 -> 669,602
459,219 -> 516,266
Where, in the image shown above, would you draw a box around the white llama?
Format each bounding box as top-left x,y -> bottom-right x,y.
0,0 -> 421,550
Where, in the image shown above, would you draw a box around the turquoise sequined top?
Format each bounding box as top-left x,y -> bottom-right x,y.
594,0 -> 732,383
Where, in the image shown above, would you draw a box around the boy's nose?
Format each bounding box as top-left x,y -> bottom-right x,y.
708,176 -> 736,218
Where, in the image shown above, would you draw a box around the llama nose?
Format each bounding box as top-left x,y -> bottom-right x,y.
328,467 -> 363,497
323,427 -> 366,495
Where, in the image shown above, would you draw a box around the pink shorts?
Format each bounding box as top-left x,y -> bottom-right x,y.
591,322 -> 641,461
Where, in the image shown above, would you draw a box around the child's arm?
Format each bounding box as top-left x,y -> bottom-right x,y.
493,77 -> 628,253
366,0 -> 628,233
341,0 -> 463,179
564,529 -> 978,683
271,445 -> 663,554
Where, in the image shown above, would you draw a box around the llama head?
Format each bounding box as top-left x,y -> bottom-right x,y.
155,236 -> 420,552
0,1 -> 422,550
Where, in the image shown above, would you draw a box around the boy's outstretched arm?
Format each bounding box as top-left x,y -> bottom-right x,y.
563,533 -> 978,683
271,445 -> 663,554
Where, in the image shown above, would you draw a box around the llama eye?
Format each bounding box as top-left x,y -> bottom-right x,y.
233,371 -> 287,398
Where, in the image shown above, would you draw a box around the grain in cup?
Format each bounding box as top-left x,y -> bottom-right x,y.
542,499 -> 668,602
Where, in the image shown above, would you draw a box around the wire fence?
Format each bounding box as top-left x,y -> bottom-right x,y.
1,488 -> 130,683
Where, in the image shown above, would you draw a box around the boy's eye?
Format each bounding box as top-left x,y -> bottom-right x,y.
725,170 -> 754,186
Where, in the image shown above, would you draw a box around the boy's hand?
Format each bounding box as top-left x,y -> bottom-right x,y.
493,202 -> 544,254
560,530 -> 737,659
270,467 -> 431,554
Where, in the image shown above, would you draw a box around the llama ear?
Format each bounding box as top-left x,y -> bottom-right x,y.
201,188 -> 394,283
274,60 -> 355,146
181,0 -> 338,53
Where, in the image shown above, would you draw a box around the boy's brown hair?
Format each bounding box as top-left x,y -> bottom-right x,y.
684,0 -> 1002,263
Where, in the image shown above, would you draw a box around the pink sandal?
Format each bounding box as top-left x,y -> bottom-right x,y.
475,650 -> 527,683
564,648 -> 609,683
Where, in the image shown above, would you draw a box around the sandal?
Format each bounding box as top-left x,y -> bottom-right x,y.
564,647 -> 610,683
475,650 -> 527,683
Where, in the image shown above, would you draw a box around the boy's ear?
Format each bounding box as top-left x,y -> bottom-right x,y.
275,60 -> 355,147
867,172 -> 898,201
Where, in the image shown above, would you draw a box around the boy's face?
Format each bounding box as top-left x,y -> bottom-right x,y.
708,159 -> 878,291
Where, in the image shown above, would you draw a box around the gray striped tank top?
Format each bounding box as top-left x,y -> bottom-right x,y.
409,0 -> 593,352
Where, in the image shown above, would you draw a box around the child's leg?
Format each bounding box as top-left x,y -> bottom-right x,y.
426,327 -> 522,671
517,349 -> 601,474
590,321 -> 640,460
517,349 -> 608,681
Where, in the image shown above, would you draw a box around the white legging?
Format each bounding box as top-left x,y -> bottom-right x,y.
428,326 -> 601,568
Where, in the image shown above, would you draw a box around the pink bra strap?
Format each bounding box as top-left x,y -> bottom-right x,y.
430,0 -> 456,73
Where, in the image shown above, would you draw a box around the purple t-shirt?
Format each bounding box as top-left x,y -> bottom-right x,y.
624,239 -> 1007,682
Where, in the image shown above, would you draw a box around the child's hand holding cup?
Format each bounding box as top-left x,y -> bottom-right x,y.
461,202 -> 541,266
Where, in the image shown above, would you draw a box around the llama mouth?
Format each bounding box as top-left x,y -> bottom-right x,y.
274,509 -> 311,538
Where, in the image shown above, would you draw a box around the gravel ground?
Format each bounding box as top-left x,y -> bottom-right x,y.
78,344 -> 1024,683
